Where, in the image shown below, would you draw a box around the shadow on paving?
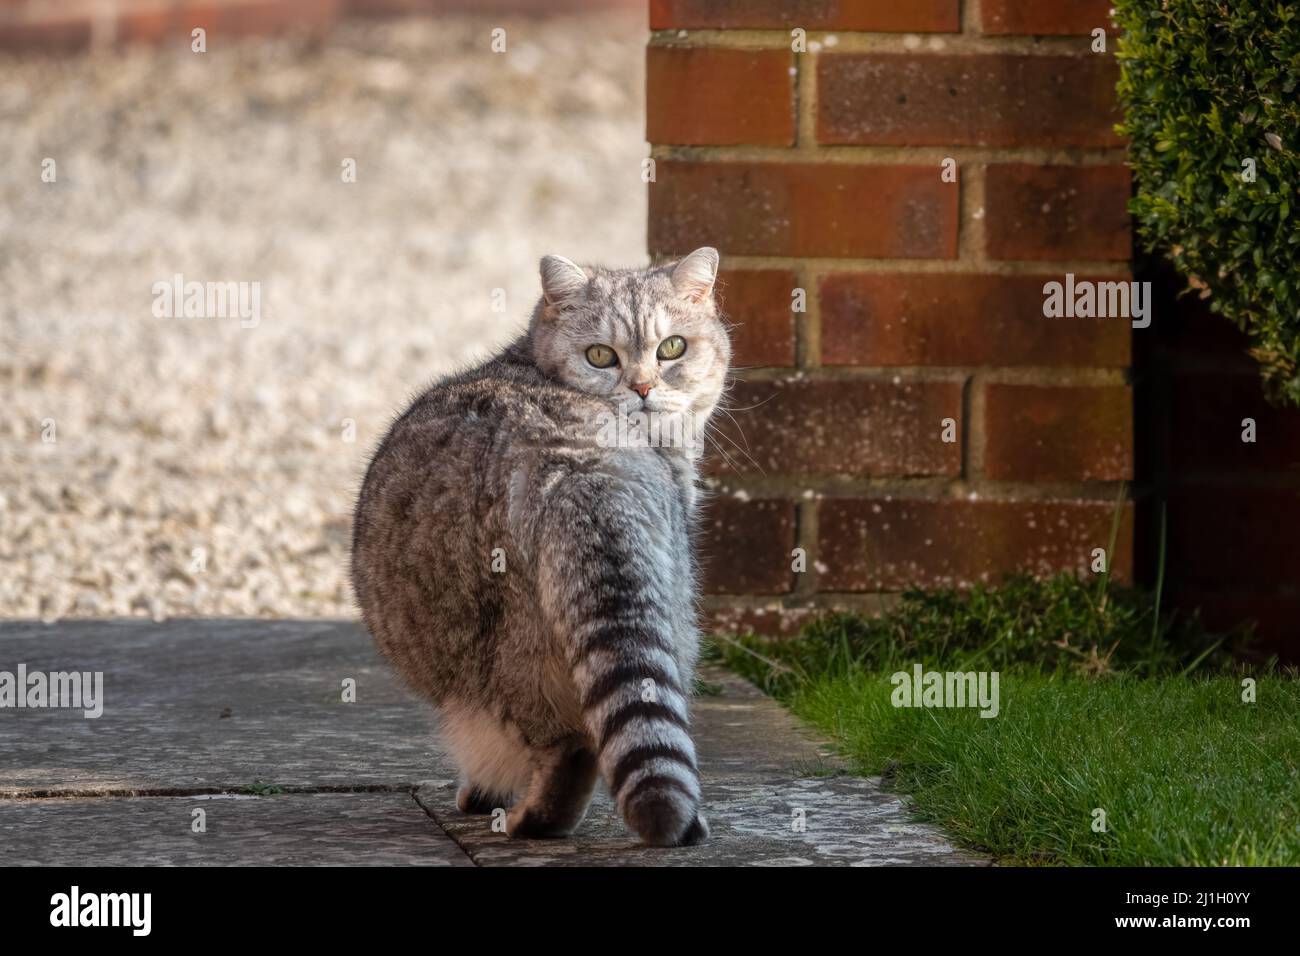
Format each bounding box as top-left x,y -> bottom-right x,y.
0,619 -> 986,866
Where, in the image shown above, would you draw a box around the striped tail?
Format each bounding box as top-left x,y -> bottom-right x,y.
537,474 -> 708,847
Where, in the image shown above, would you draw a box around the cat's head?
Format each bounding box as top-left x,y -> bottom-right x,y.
527,247 -> 731,422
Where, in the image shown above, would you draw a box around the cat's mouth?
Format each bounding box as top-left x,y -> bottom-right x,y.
615,394 -> 676,415
613,393 -> 649,413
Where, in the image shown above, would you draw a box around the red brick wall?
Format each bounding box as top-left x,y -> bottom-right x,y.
645,1 -> 1138,636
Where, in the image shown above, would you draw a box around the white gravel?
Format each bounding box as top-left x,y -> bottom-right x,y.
0,13 -> 647,620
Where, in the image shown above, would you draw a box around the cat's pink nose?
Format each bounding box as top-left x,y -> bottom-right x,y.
630,382 -> 654,399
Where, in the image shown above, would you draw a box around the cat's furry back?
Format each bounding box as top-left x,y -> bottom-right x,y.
351,249 -> 729,846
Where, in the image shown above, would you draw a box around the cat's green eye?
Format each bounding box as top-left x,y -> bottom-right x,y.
656,335 -> 687,361
586,344 -> 619,368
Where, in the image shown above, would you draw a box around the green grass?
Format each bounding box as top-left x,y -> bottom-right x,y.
789,670 -> 1300,865
715,573 -> 1300,866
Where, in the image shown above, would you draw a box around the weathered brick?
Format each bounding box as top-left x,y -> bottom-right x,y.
650,0 -> 960,32
981,0 -> 1117,36
716,269 -> 798,367
703,602 -> 827,639
650,161 -> 958,259
1169,372 -> 1300,474
817,54 -> 1121,148
819,273 -> 1131,367
647,46 -> 794,146
985,164 -> 1131,262
698,497 -> 797,594
1166,488 -> 1300,590
982,384 -> 1132,482
708,378 -> 963,477
817,497 -> 1134,590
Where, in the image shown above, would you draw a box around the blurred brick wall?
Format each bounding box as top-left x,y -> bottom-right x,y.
0,0 -> 637,51
645,1 -> 1141,637
0,0 -> 341,51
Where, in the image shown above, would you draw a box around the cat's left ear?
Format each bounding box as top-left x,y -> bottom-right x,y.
671,247 -> 719,303
539,255 -> 589,310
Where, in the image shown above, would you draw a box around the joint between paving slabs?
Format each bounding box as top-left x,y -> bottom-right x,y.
411,787 -> 482,866
0,783 -> 420,800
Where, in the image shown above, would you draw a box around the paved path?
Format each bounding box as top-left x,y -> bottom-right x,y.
0,620 -> 984,866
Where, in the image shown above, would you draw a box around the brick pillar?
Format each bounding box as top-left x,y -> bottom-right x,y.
646,0 -> 1133,635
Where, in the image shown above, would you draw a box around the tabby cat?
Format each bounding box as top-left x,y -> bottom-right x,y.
352,248 -> 729,846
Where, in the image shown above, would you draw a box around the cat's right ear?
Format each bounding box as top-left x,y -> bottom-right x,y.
539,255 -> 588,312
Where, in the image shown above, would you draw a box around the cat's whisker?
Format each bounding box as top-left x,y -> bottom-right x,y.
704,432 -> 743,473
708,425 -> 765,476
715,393 -> 780,415
712,405 -> 753,452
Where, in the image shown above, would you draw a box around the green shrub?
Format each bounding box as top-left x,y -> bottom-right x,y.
1115,1 -> 1300,404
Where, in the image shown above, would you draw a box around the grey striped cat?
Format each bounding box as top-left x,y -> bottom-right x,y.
352,248 -> 729,846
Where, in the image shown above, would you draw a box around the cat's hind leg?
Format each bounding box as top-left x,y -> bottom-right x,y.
440,704 -> 531,817
506,736 -> 598,839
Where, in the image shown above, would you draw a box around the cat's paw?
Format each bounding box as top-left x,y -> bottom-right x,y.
505,806 -> 576,840
457,785 -> 508,816
677,812 -> 709,846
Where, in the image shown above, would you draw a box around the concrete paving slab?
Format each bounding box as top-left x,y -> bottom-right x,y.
0,792 -> 472,866
0,619 -> 441,794
416,668 -> 986,866
0,619 -> 985,865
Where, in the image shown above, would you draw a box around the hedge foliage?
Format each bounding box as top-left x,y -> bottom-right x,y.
1115,1 -> 1300,404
